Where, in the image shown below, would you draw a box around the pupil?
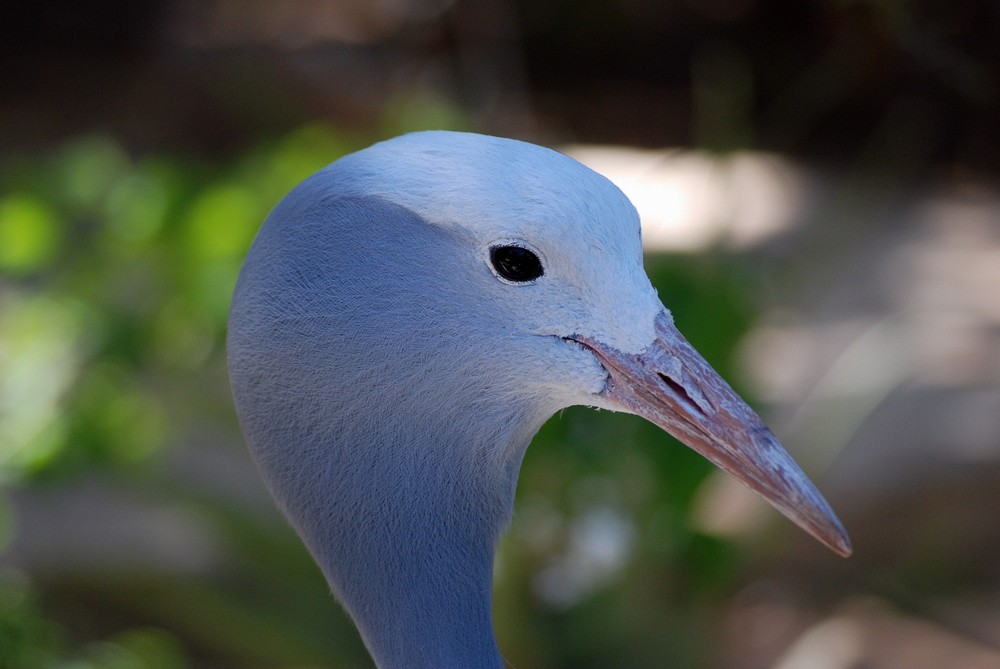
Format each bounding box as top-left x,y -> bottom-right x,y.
491,245 -> 543,282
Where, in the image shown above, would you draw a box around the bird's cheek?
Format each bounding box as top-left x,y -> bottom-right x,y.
539,337 -> 613,406
575,278 -> 663,356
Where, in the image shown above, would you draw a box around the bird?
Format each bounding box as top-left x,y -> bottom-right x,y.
227,130 -> 850,669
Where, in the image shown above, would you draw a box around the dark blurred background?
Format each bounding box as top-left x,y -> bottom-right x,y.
2,1 -> 1000,668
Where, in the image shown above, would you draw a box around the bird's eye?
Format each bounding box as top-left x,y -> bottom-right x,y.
489,244 -> 544,283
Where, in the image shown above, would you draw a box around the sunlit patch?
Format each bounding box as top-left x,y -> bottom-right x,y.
0,195 -> 61,273
531,504 -> 634,608
771,614 -> 864,669
766,597 -> 1000,669
0,294 -> 84,479
565,145 -> 808,252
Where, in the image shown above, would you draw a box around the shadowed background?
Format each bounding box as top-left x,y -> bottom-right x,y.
2,1 -> 1000,667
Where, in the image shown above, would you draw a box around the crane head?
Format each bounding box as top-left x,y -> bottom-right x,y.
249,130 -> 850,557
229,130 -> 850,668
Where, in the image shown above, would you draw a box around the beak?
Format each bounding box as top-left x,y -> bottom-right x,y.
572,310 -> 851,557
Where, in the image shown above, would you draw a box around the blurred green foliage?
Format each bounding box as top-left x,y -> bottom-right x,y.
0,123 -> 760,668
0,126 -> 361,483
0,125 -> 373,668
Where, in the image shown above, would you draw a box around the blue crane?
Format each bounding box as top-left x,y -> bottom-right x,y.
228,131 -> 850,669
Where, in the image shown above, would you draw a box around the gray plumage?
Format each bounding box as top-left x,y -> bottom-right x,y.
228,131 -> 849,669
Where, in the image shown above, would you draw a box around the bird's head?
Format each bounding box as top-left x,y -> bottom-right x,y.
230,131 -> 849,583
299,131 -> 846,554
228,130 -> 849,667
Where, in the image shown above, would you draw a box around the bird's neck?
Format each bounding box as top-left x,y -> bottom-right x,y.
228,194 -> 562,667
341,456 -> 509,669
250,392 -> 546,669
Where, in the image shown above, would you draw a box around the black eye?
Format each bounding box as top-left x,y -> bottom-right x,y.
489,244 -> 544,283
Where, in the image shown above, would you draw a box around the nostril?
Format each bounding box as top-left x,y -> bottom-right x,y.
657,373 -> 705,417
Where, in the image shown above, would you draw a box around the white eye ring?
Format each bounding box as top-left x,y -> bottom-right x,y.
485,240 -> 546,284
